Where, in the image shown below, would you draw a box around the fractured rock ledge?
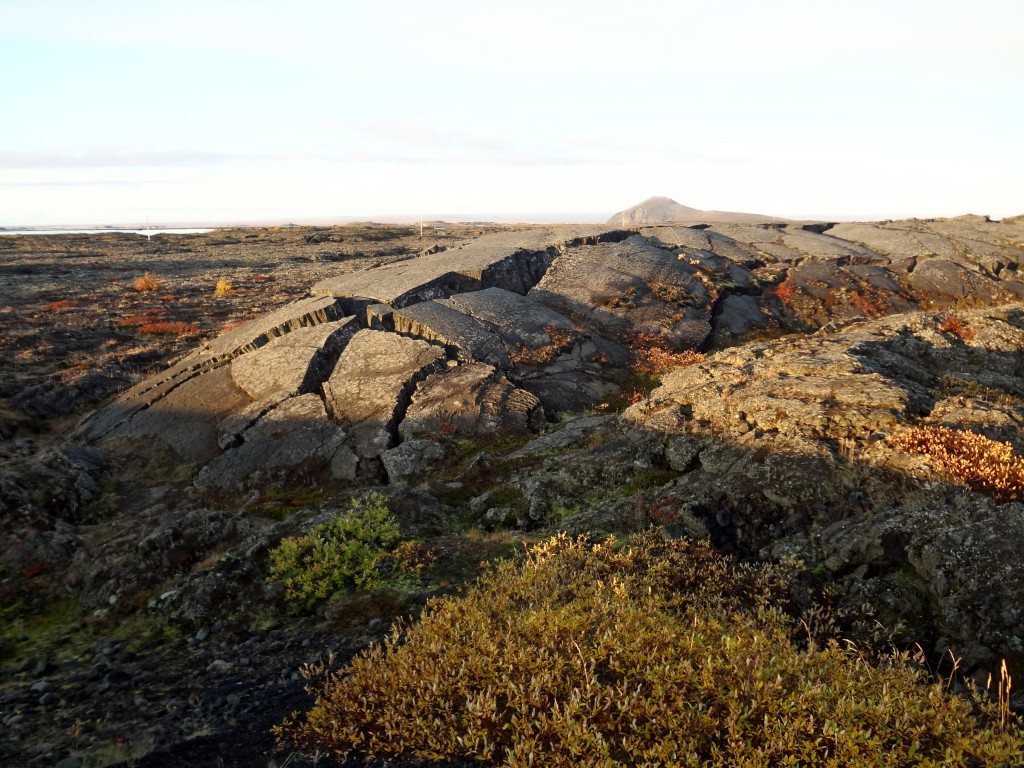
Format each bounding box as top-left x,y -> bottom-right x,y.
323,329 -> 448,459
73,216 -> 1024,491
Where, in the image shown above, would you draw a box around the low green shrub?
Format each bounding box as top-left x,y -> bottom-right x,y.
267,492 -> 402,610
278,531 -> 1023,766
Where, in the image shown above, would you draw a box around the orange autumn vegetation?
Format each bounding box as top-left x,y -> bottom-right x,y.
42,299 -> 85,310
626,330 -> 704,375
508,326 -> 578,366
939,315 -> 977,341
889,425 -> 1024,502
133,273 -> 160,292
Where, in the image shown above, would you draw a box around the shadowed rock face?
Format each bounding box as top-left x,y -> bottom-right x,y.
73,215 -> 1024,490
623,305 -> 1024,670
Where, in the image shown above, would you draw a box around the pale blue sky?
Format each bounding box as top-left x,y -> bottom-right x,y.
1,0 -> 1021,225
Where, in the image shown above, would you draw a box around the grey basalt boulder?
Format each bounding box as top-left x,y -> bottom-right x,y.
380,439 -> 447,484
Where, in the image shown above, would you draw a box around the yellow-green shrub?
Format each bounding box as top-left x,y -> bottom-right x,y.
277,531 -> 1023,766
268,492 -> 401,609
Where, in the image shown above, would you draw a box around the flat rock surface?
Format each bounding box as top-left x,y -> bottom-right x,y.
104,365 -> 252,464
229,317 -> 357,401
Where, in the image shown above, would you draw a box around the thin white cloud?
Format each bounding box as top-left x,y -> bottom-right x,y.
0,149 -> 242,169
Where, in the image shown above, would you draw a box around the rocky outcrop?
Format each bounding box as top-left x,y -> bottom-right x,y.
309,225 -> 626,307
624,305 -> 1024,672
8,218 -> 1024,766
72,216 -> 1024,492
322,330 -> 448,459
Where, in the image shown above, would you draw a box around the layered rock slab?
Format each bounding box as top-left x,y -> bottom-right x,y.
99,366 -> 252,465
229,317 -> 357,401
197,394 -> 357,489
310,225 -> 621,307
201,295 -> 346,360
75,296 -> 348,444
322,330 -> 448,458
399,362 -> 544,439
387,301 -> 510,366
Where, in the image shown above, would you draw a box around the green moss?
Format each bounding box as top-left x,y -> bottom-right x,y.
0,599 -> 85,669
617,468 -> 679,496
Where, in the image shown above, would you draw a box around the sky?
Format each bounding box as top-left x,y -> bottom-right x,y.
1,0 -> 1022,226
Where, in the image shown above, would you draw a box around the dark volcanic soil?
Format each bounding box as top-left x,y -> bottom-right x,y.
0,223 -> 525,439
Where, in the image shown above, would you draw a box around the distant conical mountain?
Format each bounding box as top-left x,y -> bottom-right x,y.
607,196 -> 789,225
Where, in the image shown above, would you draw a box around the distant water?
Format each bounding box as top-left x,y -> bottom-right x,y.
0,228 -> 214,236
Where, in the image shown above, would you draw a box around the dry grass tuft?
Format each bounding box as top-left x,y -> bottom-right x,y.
508,326 -> 578,366
939,315 -> 977,341
626,330 -> 705,375
850,291 -> 887,318
888,425 -> 1024,502
133,273 -> 160,292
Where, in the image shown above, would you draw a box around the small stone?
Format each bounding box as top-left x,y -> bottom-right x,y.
195,627 -> 210,642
